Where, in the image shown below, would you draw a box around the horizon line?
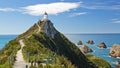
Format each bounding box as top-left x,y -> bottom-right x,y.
64,33 -> 120,34
0,33 -> 120,35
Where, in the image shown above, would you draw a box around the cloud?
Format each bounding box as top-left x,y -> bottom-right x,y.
80,1 -> 120,10
22,2 -> 80,16
112,19 -> 120,23
0,2 -> 81,16
0,8 -> 16,12
81,5 -> 120,10
69,12 -> 87,17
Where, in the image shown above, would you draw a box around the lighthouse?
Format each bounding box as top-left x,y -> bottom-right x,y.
42,12 -> 48,21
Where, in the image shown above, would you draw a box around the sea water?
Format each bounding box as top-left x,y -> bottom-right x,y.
0,35 -> 17,49
65,34 -> 120,67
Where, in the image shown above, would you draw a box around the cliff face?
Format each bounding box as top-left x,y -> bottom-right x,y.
41,20 -> 57,38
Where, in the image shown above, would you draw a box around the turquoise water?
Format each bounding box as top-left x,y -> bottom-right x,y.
65,34 -> 120,67
0,35 -> 17,49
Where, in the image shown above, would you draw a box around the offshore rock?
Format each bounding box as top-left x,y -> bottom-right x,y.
87,40 -> 94,45
77,40 -> 83,45
110,44 -> 120,58
80,45 -> 93,54
98,42 -> 107,48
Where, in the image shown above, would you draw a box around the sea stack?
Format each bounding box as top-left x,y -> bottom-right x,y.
80,45 -> 93,54
77,40 -> 83,45
87,40 -> 94,45
109,44 -> 120,58
98,42 -> 107,48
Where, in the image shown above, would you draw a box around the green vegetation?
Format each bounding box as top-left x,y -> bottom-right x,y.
17,24 -> 38,39
21,30 -> 97,68
86,54 -> 111,68
0,39 -> 20,68
22,33 -> 76,68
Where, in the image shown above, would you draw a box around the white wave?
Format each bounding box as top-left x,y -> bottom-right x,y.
116,57 -> 120,59
106,47 -> 111,49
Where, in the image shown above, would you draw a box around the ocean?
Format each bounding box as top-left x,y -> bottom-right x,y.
0,34 -> 120,67
0,35 -> 18,49
65,34 -> 120,67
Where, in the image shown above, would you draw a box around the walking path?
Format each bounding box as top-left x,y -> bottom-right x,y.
14,39 -> 30,68
36,23 -> 41,33
14,23 -> 41,68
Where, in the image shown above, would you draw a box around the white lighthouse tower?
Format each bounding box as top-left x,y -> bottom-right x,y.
42,12 -> 48,21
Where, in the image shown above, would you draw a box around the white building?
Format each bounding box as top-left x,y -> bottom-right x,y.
42,12 -> 48,21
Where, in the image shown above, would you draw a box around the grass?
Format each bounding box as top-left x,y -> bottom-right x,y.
22,33 -> 76,68
86,54 -> 111,68
0,39 -> 21,68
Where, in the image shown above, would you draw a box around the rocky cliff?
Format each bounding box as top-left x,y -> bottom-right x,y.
40,20 -> 57,38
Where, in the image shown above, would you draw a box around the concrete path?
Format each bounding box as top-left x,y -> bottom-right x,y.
14,40 -> 30,68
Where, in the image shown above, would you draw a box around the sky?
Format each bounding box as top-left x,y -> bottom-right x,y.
0,0 -> 120,34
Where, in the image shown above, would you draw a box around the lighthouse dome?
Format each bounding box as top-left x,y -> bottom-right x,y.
42,12 -> 48,21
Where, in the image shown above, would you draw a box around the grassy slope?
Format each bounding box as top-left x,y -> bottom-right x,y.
86,54 -> 111,68
22,33 -> 76,68
22,32 -> 97,68
0,39 -> 21,68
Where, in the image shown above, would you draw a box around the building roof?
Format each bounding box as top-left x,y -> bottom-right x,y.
44,12 -> 48,15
